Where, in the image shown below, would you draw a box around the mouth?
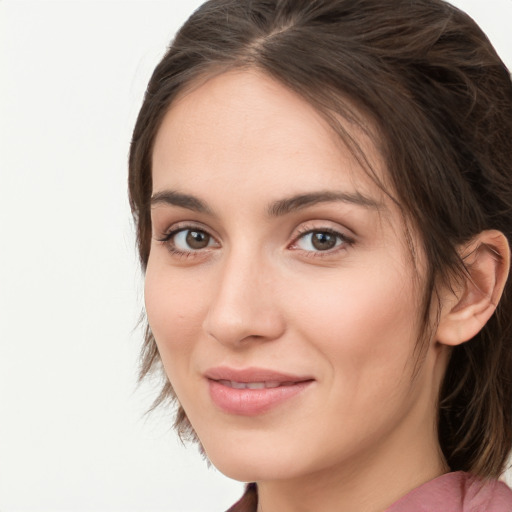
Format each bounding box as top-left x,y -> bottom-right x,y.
205,367 -> 314,416
216,380 -> 302,389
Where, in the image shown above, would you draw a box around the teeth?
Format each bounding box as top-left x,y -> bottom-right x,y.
246,382 -> 265,389
217,380 -> 291,389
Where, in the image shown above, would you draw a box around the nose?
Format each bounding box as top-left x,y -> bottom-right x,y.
202,250 -> 286,347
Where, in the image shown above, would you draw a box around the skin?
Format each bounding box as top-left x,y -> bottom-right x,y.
145,70 -> 452,512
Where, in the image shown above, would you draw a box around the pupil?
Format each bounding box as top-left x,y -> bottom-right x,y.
312,232 -> 336,251
186,230 -> 209,249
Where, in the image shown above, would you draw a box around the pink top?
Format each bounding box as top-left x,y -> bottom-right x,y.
386,471 -> 512,512
227,472 -> 512,512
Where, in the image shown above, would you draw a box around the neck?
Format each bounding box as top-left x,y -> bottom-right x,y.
257,447 -> 447,512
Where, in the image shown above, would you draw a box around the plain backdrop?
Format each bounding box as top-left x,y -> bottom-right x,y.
0,1 -> 511,511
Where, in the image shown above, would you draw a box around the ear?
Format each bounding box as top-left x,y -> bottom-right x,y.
436,230 -> 510,347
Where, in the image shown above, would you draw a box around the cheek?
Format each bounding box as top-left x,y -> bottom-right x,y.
278,264 -> 424,456
288,263 -> 420,382
144,259 -> 209,373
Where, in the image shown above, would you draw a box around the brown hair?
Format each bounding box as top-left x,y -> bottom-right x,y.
129,0 -> 512,477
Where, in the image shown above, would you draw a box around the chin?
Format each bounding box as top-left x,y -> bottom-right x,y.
208,452 -> 296,483
199,431 -> 305,483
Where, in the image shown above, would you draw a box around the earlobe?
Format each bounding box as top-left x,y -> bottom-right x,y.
436,230 -> 510,347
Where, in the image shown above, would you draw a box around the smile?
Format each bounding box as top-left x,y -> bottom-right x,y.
217,380 -> 298,389
205,367 -> 314,416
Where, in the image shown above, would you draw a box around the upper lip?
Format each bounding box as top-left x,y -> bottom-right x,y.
204,366 -> 313,383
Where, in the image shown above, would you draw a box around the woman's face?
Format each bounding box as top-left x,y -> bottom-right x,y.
145,70 -> 446,483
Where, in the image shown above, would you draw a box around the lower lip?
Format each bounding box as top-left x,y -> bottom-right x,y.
208,379 -> 312,416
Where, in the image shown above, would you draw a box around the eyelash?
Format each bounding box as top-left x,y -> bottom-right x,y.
156,224 -> 217,259
288,225 -> 354,257
156,224 -> 354,259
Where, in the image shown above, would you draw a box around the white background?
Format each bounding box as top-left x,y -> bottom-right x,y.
0,1 -> 511,511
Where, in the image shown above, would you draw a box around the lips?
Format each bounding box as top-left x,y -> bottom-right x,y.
217,380 -> 295,389
205,367 -> 314,416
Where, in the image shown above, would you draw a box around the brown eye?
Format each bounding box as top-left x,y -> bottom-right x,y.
184,230 -> 211,249
295,230 -> 344,252
311,232 -> 337,250
170,228 -> 216,251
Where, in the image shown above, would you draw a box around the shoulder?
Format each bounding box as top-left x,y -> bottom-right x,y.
226,473 -> 512,512
387,471 -> 512,512
462,473 -> 512,512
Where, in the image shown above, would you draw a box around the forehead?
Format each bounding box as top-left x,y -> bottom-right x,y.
151,70 -> 393,218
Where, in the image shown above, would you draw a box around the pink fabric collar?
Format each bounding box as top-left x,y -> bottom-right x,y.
386,471 -> 512,512
227,472 -> 512,512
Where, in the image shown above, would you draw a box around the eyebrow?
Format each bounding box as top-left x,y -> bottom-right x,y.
150,190 -> 213,214
150,189 -> 381,217
267,191 -> 382,216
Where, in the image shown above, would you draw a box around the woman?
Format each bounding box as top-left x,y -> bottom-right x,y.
129,0 -> 512,510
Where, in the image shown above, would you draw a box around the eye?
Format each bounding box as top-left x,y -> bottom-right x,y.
158,227 -> 218,254
173,228 -> 216,251
294,229 -> 346,252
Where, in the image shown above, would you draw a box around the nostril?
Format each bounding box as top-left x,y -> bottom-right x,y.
203,307 -> 285,347
202,263 -> 286,346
